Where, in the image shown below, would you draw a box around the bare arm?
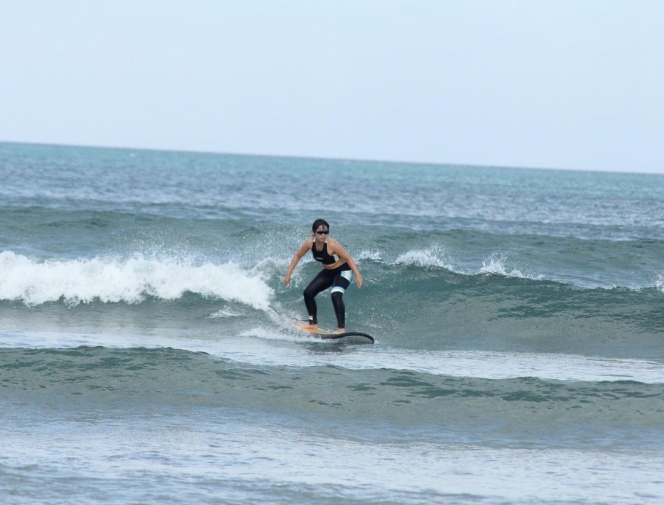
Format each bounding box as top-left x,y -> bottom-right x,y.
283,238 -> 313,286
327,239 -> 363,288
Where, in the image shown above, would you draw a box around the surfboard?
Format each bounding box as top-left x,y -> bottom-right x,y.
291,320 -> 375,344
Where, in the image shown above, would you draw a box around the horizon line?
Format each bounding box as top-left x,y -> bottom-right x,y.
1,139 -> 661,177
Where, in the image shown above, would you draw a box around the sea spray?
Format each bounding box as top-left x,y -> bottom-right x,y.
0,251 -> 273,308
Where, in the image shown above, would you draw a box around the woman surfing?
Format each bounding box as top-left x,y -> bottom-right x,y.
283,219 -> 363,333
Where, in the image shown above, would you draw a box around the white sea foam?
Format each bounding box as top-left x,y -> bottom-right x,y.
479,253 -> 537,279
394,246 -> 455,270
357,249 -> 382,261
5,411 -> 664,504
229,334 -> 664,384
0,251 -> 273,309
209,308 -> 245,318
655,273 -> 664,292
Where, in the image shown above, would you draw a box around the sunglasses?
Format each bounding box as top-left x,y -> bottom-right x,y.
315,230 -> 329,235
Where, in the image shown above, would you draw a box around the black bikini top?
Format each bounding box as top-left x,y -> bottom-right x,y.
311,240 -> 339,265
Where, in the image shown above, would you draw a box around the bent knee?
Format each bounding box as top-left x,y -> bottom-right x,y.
303,288 -> 316,299
331,291 -> 344,304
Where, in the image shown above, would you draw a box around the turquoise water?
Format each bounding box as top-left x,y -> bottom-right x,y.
1,142 -> 664,503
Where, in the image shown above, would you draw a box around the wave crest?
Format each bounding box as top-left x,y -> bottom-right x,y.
480,254 -> 538,279
0,251 -> 273,308
394,246 -> 454,270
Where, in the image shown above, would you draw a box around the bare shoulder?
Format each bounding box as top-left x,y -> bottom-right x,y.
300,236 -> 314,250
327,237 -> 346,253
326,236 -> 340,247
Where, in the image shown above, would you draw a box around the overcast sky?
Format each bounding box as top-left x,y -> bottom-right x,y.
1,1 -> 663,173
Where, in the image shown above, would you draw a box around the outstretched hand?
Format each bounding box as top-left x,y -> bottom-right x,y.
283,273 -> 291,286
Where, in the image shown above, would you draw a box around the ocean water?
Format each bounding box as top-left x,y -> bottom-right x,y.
1,141 -> 664,504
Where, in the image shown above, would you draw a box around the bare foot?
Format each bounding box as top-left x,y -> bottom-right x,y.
333,328 -> 345,334
298,323 -> 318,330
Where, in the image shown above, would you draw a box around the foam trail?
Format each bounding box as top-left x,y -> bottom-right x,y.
0,251 -> 273,309
7,326 -> 660,385
228,337 -> 664,384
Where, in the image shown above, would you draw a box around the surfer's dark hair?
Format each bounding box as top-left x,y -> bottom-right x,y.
311,219 -> 330,233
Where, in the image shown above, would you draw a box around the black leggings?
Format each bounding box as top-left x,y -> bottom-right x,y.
303,267 -> 352,328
